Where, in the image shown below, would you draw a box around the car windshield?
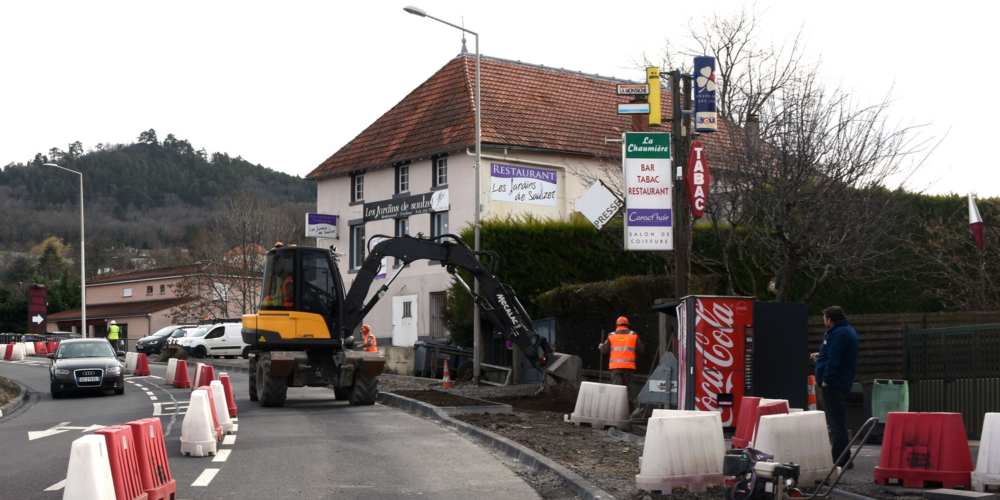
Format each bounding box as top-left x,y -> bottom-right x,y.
57,342 -> 115,359
150,326 -> 179,338
171,327 -> 193,337
187,327 -> 211,338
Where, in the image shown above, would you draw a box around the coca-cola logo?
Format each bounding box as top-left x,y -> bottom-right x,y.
694,300 -> 740,426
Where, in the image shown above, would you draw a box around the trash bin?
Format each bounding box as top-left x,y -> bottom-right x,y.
413,341 -> 430,377
861,379 -> 909,442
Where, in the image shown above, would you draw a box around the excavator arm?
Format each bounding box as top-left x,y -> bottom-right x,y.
341,234 -> 556,370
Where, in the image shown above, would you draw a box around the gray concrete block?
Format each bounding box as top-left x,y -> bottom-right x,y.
924,489 -> 997,500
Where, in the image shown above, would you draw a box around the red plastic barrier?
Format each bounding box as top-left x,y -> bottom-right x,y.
199,385 -> 223,441
172,360 -> 191,389
127,418 -> 176,500
134,353 -> 150,377
199,365 -> 217,385
219,374 -> 237,418
874,412 -> 974,489
731,397 -> 762,449
96,425 -> 149,500
48,341 -> 59,353
4,343 -> 13,360
34,342 -> 47,355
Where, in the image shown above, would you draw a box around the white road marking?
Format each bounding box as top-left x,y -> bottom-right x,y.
212,449 -> 231,462
222,435 -> 236,445
230,417 -> 237,422
28,423 -> 106,441
44,479 -> 66,491
153,402 -> 189,416
147,375 -> 162,379
191,468 -> 220,487
149,396 -> 158,401
231,424 -> 238,432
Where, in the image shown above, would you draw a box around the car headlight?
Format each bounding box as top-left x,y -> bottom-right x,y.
54,369 -> 70,375
106,365 -> 121,375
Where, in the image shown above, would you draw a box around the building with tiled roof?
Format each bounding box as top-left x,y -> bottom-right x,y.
307,52 -> 727,346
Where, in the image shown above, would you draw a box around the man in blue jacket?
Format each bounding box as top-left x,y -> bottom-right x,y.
810,305 -> 859,468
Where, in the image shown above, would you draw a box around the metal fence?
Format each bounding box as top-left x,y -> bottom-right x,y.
905,323 -> 1000,438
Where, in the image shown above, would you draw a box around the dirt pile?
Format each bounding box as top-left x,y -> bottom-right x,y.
0,376 -> 21,406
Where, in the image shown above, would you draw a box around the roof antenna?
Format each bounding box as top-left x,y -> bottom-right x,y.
460,16 -> 468,54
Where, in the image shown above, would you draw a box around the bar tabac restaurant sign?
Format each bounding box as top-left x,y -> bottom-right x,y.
622,132 -> 673,251
363,190 -> 449,222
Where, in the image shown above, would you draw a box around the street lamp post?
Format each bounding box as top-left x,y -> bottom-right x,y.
405,6 -> 484,384
42,163 -> 86,337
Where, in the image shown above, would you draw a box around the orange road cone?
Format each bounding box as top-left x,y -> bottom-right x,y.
807,375 -> 817,411
442,359 -> 452,388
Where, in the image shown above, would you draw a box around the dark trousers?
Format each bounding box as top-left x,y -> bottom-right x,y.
822,385 -> 849,464
610,369 -> 636,412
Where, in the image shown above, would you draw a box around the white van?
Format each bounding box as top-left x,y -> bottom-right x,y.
177,322 -> 249,359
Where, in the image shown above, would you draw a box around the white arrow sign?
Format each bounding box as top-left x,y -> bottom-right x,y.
32,314 -> 44,324
28,422 -> 106,441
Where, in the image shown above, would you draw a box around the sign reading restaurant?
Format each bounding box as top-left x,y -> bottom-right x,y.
622,132 -> 673,251
363,190 -> 449,222
490,163 -> 557,207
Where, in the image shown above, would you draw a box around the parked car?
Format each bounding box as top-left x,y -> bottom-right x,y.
48,339 -> 125,398
165,325 -> 199,345
47,331 -> 82,341
175,321 -> 249,359
136,325 -> 194,355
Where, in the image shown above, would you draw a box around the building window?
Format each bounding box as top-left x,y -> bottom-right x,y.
146,285 -> 153,296
394,217 -> 409,267
434,158 -> 448,187
351,173 -> 364,202
212,282 -> 228,302
350,224 -> 366,270
431,211 -> 449,237
395,164 -> 409,194
403,300 -> 412,318
123,288 -> 133,298
160,284 -> 166,295
429,291 -> 448,340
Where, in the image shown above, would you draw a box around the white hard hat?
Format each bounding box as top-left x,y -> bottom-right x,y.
110,320 -> 116,325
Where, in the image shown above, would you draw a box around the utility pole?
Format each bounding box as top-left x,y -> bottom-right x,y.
672,70 -> 693,299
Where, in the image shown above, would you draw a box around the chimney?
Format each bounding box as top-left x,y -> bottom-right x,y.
745,114 -> 759,139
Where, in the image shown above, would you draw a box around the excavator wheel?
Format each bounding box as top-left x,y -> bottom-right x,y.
348,373 -> 378,406
248,355 -> 258,401
256,352 -> 287,407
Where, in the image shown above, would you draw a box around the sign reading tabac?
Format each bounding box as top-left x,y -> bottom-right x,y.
490,163 -> 558,206
623,132 -> 673,251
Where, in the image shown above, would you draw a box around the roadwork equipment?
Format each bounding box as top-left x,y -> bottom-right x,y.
180,390 -> 217,457
442,359 -> 452,388
63,435 -> 117,500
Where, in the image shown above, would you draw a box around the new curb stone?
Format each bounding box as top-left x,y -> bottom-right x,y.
0,378 -> 28,418
378,391 -> 614,500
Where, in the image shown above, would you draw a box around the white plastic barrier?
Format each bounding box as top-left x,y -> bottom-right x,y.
564,382 -> 630,430
10,343 -> 25,361
210,380 -> 234,434
125,352 -> 137,374
165,358 -> 178,386
192,362 -> 205,390
974,412 -> 1000,492
62,434 -> 116,500
180,390 -> 218,457
753,410 -> 839,485
0,344 -> 6,359
636,412 -> 725,494
24,342 -> 35,355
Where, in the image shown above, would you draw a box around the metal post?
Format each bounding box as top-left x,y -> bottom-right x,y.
671,70 -> 692,299
43,163 -> 86,337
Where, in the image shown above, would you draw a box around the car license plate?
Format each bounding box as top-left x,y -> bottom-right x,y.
78,376 -> 99,382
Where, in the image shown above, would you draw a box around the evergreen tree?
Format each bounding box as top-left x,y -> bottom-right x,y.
3,256 -> 34,285
37,242 -> 66,281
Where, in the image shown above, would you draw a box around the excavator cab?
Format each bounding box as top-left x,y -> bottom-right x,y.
244,244 -> 349,351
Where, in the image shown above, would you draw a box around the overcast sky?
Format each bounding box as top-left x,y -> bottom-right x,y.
2,1 -> 996,196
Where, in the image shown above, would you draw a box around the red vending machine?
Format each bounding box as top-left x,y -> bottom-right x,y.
676,295 -> 755,428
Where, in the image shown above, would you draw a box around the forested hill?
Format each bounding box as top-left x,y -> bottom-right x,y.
0,130 -> 315,252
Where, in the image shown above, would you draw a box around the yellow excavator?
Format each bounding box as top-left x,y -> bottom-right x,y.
241,233 -> 568,407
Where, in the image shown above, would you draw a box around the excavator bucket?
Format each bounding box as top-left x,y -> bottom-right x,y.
543,353 -> 582,400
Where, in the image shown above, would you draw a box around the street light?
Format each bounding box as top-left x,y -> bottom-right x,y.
42,163 -> 86,337
405,5 -> 483,383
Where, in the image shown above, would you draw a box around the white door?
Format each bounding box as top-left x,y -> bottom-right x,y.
392,295 -> 418,347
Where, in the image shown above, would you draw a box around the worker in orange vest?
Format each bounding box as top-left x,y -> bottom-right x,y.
600,316 -> 645,412
361,324 -> 378,352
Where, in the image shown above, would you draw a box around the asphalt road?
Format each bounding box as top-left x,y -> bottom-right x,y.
0,357 -> 540,499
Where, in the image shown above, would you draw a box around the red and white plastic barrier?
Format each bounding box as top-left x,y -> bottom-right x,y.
94,425 -> 148,500
127,418 -> 176,500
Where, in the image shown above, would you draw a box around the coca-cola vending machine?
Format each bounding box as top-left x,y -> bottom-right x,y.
676,296 -> 755,428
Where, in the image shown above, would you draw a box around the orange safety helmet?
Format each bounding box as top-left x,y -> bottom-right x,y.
361,324 -> 371,333
616,316 -> 629,327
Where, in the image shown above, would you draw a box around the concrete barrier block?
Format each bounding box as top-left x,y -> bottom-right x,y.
636,413 -> 725,494
564,382 -> 630,431
753,411 -> 838,485
974,412 -> 1000,493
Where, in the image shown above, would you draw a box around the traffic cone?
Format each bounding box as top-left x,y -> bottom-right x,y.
442,359 -> 452,388
173,360 -> 191,389
134,353 -> 150,377
807,375 -> 817,411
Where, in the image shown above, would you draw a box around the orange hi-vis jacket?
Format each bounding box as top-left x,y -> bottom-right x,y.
608,328 -> 638,370
363,331 -> 378,352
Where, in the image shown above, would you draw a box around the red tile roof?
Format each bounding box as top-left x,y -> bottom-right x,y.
87,264 -> 205,285
48,297 -> 196,321
308,55 -> 742,180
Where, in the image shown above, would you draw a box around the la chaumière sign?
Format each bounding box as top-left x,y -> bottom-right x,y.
363,190 -> 450,222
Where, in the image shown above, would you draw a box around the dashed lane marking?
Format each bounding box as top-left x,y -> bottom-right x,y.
231,424 -> 238,432
222,435 -> 236,445
191,468 -> 220,487
212,449 -> 231,462
44,479 -> 65,491
153,402 -> 189,416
